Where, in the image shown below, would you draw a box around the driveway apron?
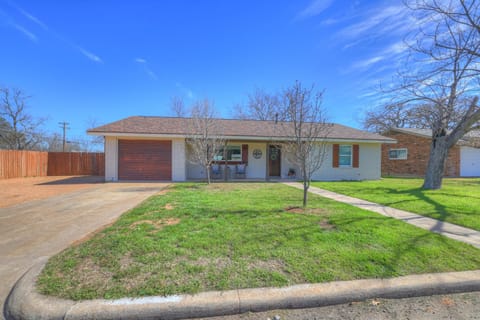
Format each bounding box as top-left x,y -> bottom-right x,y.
0,182 -> 169,319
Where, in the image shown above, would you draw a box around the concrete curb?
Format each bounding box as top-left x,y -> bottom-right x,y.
5,259 -> 480,320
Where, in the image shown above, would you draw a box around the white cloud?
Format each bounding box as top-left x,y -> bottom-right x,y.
337,5 -> 410,41
352,56 -> 385,70
11,22 -> 37,42
135,58 -> 158,80
17,7 -> 48,30
296,0 -> 334,19
76,46 -> 103,63
4,2 -> 104,64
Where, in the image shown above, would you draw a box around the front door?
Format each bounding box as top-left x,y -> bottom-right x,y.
269,145 -> 281,177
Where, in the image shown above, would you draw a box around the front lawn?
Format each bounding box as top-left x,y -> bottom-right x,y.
312,178 -> 480,231
37,183 -> 480,300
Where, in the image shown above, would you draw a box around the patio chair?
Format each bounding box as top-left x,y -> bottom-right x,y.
235,164 -> 247,179
211,164 -> 222,179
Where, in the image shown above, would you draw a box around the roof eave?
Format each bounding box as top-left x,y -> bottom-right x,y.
88,131 -> 395,144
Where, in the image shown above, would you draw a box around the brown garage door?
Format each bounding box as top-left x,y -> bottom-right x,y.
118,140 -> 172,180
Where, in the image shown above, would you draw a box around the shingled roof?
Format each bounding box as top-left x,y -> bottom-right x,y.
390,127 -> 480,147
88,116 -> 395,143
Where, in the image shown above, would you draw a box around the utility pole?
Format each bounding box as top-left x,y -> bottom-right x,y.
58,121 -> 70,152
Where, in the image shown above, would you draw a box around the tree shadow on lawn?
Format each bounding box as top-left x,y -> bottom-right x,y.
331,214 -> 478,277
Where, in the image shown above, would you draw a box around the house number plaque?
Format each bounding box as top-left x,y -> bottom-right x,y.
253,149 -> 262,159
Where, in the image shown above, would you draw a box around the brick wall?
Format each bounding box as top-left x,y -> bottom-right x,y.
381,131 -> 460,177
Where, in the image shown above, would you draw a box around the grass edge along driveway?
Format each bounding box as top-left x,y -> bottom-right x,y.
312,178 -> 480,231
37,183 -> 480,301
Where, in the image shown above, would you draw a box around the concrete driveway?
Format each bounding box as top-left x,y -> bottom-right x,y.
0,181 -> 169,319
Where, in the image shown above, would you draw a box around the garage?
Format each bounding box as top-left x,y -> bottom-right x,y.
118,140 -> 172,180
460,146 -> 480,177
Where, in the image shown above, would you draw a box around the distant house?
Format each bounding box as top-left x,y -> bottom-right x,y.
382,127 -> 480,177
88,116 -> 395,182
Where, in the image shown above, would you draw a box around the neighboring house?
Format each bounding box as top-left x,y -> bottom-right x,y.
88,116 -> 395,182
382,127 -> 480,177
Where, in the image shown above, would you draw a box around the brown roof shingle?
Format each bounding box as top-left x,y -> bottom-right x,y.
88,116 -> 395,142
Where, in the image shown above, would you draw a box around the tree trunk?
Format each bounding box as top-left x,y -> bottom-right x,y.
206,164 -> 211,184
303,180 -> 309,207
423,136 -> 448,190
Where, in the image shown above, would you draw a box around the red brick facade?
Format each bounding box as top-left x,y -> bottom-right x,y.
381,131 -> 460,177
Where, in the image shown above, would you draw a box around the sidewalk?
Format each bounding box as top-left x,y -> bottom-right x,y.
284,182 -> 480,249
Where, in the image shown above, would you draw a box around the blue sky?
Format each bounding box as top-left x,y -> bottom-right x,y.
0,0 -> 414,141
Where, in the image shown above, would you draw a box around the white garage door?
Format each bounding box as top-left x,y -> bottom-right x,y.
460,147 -> 480,177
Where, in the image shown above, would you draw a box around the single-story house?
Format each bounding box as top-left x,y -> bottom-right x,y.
382,127 -> 480,177
88,116 -> 395,182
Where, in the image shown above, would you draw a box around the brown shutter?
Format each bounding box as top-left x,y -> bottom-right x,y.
242,144 -> 248,164
332,144 -> 339,168
353,144 -> 359,168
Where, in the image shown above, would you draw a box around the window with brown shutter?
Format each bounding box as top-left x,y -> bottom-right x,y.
332,144 -> 339,168
353,144 -> 359,168
242,144 -> 248,164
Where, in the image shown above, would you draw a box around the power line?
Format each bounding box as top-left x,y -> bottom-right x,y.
58,121 -> 70,152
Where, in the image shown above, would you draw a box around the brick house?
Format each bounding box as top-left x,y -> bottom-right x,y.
382,128 -> 480,177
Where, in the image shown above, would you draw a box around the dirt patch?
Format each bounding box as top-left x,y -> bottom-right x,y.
441,296 -> 456,307
285,206 -> 304,214
165,203 -> 174,210
285,206 -> 328,215
319,219 -> 335,230
0,176 -> 102,208
248,259 -> 287,273
75,258 -> 113,288
130,218 -> 181,231
157,189 -> 170,195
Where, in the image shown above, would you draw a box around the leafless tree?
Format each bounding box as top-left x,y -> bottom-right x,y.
170,95 -> 187,117
234,88 -> 279,120
362,103 -> 432,133
186,99 -> 225,184
84,118 -> 105,151
0,87 -> 45,150
277,82 -> 330,207
383,0 -> 480,189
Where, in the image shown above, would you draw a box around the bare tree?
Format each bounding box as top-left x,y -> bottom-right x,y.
186,99 -> 225,184
362,103 -> 432,133
382,0 -> 480,189
170,96 -> 187,117
0,87 -> 45,150
278,82 -> 330,207
234,88 -> 279,120
84,118 -> 105,151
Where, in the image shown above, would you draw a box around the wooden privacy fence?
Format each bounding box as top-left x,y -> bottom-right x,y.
0,150 -> 105,179
47,152 -> 105,176
0,150 -> 48,179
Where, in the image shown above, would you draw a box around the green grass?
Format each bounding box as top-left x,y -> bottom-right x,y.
37,183 -> 480,300
312,178 -> 480,231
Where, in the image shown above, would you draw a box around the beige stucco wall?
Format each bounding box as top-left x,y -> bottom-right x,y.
104,137 -> 382,182
186,142 -> 268,180
310,143 -> 381,180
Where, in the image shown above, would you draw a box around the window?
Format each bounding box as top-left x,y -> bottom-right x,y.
339,145 -> 352,166
389,148 -> 408,160
214,145 -> 242,161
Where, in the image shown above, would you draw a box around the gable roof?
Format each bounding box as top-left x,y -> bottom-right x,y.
88,116 -> 395,143
389,127 -> 480,147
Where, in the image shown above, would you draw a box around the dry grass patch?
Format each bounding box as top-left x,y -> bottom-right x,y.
130,218 -> 180,232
